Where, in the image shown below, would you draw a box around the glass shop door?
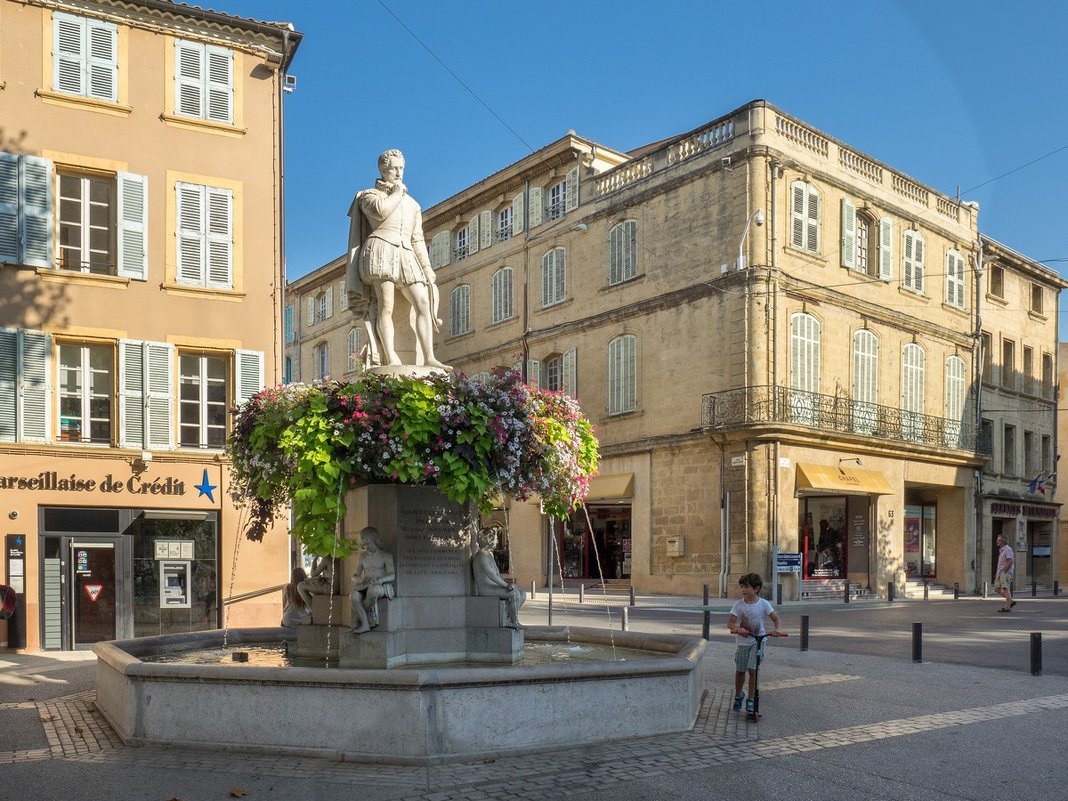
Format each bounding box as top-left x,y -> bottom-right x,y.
70,541 -> 116,648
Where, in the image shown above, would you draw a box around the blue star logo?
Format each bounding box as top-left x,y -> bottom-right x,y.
195,469 -> 217,503
15,536 -> 22,546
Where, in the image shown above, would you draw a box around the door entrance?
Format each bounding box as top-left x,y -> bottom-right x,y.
903,505 -> 937,579
71,542 -> 116,648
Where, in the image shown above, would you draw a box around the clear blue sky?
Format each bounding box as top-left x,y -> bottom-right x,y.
220,0 -> 1068,308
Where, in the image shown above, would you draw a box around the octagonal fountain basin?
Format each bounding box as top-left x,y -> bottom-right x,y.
94,626 -> 710,764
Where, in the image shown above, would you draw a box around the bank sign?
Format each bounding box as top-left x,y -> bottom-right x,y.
0,470 -> 187,497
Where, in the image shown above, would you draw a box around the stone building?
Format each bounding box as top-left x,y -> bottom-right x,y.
288,100 -> 1063,600
0,0 -> 300,649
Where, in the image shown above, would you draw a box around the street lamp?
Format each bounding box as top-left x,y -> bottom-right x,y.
737,209 -> 764,270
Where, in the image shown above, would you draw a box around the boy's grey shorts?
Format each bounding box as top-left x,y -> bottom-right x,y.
734,640 -> 766,672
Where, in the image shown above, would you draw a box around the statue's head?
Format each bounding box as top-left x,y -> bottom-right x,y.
359,526 -> 382,550
377,149 -> 405,180
477,524 -> 502,549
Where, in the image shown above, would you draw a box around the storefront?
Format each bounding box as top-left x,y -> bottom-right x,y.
561,473 -> 633,582
988,500 -> 1058,587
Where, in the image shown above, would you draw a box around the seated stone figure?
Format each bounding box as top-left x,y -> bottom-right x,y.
472,525 -> 525,629
297,555 -> 342,610
349,527 -> 396,634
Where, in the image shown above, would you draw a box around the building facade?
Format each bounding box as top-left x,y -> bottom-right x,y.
0,0 -> 300,649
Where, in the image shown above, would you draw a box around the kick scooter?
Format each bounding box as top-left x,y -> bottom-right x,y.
741,630 -> 788,721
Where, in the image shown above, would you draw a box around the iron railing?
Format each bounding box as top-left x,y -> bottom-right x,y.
701,385 -> 984,453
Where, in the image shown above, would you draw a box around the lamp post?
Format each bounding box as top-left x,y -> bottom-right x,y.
737,209 -> 764,270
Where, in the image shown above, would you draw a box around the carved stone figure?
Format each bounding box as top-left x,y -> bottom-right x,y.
472,525 -> 525,629
346,149 -> 447,370
349,527 -> 396,634
296,555 -> 342,608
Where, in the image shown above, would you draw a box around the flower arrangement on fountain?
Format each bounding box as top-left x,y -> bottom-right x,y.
227,370 -> 599,556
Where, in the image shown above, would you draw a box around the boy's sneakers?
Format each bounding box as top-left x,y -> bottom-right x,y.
745,698 -> 756,714
733,692 -> 746,711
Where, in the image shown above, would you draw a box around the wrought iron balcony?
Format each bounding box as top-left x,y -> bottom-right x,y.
701,385 -> 984,454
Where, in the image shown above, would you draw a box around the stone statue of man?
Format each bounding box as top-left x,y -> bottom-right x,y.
472,525 -> 525,629
346,149 -> 447,370
349,527 -> 396,634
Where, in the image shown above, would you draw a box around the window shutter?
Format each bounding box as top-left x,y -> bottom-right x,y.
913,235 -> 925,291
562,347 -> 577,397
205,187 -> 233,288
565,167 -> 579,211
467,215 -> 480,255
526,358 -> 541,390
430,231 -> 451,268
0,153 -> 20,264
20,156 -> 53,269
479,210 -> 493,249
118,339 -> 145,448
205,45 -> 233,124
339,280 -> 349,310
805,185 -> 819,253
117,172 -> 148,280
903,232 -> 914,288
528,186 -> 543,228
175,40 -> 203,117
176,183 -> 205,284
53,14 -> 85,96
235,350 -> 264,406
324,285 -> 334,318
18,330 -> 51,443
85,19 -> 118,102
512,191 -> 525,234
840,198 -> 856,269
790,183 -> 806,249
305,297 -> 315,326
878,217 -> 893,281
145,342 -> 174,450
0,328 -> 16,440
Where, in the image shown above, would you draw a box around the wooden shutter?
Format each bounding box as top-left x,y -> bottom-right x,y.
912,234 -> 925,291
53,13 -> 85,96
145,342 -> 174,450
805,185 -> 819,253
562,347 -> 577,397
85,18 -> 118,101
840,198 -> 856,269
946,250 -> 965,308
608,336 -> 636,414
324,285 -> 334,318
205,45 -> 233,123
467,215 -> 480,255
176,182 -> 205,284
790,183 -> 805,249
118,339 -> 145,448
790,313 -> 820,394
20,157 -> 52,269
528,186 -> 543,228
0,153 -> 20,264
512,191 -> 525,234
526,358 -> 541,390
878,217 -> 893,281
339,280 -> 349,310
117,172 -> 148,279
565,167 -> 579,211
305,296 -> 315,326
479,210 -> 493,249
235,350 -> 264,406
205,187 -> 232,288
0,328 -> 16,440
18,330 -> 51,443
175,40 -> 203,117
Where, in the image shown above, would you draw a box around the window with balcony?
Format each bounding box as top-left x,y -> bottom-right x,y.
609,220 -> 638,285
315,286 -> 334,323
58,343 -> 112,444
789,181 -> 820,255
840,200 -> 892,279
902,230 -> 925,293
901,343 -> 925,441
450,285 -> 470,336
945,249 -> 965,308
53,12 -> 118,102
175,39 -> 233,124
541,247 -> 566,307
497,206 -> 513,243
547,179 -> 567,221
179,353 -> 227,449
176,182 -> 233,289
455,227 -> 469,261
490,267 -> 513,324
944,355 -> 965,447
851,329 -> 878,434
608,335 -> 636,415
57,168 -> 147,278
1001,339 -> 1015,390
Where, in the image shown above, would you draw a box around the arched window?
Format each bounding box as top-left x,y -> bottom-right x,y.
789,312 -> 821,424
491,267 -> 513,323
608,220 -> 638,285
607,335 -> 636,414
450,285 -> 471,336
902,343 -> 926,440
851,329 -> 878,434
541,247 -> 566,307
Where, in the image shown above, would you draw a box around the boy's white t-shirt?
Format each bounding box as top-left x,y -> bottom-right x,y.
729,597 -> 775,645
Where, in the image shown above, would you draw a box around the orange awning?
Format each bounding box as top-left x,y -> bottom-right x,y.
795,463 -> 893,496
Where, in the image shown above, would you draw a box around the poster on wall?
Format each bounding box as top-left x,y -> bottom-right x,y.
903,513 -> 921,577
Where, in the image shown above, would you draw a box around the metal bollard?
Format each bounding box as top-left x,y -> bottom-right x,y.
1032,581 -> 1037,598
800,614 -> 810,652
579,584 -> 585,604
1055,581 -> 1060,597
912,622 -> 922,663
983,581 -> 989,599
888,581 -> 895,603
923,580 -> 929,601
844,580 -> 850,603
629,586 -> 636,607
621,607 -> 629,632
776,583 -> 783,606
547,593 -> 553,626
953,582 -> 959,600
531,580 -> 537,600
702,584 -> 710,641
1031,632 -> 1042,676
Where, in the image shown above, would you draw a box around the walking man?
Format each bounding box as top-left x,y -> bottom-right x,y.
994,535 -> 1016,612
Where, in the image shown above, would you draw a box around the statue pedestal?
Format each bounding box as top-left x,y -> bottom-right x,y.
298,484 -> 522,669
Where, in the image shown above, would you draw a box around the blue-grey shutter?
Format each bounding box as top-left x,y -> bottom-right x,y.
562,347 -> 577,398
206,187 -> 233,288
19,330 -> 51,443
85,18 -> 118,102
0,328 -> 17,440
53,13 -> 85,96
145,342 -> 174,449
118,339 -> 145,448
117,172 -> 148,279
175,40 -> 203,117
176,182 -> 204,283
0,153 -> 18,264
21,157 -> 53,268
235,350 -> 264,406
205,45 -> 233,124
